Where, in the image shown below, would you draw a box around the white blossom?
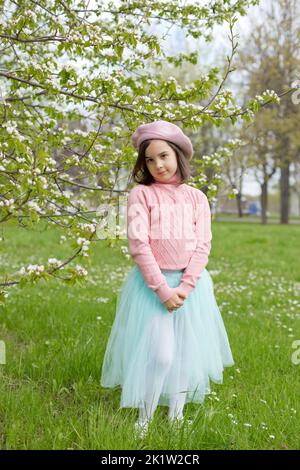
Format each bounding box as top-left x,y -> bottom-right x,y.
19,264 -> 45,276
48,258 -> 61,268
75,265 -> 88,277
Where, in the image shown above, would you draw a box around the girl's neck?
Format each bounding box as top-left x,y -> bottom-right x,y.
152,170 -> 182,186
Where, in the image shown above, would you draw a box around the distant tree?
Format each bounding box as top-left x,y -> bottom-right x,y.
237,0 -> 300,224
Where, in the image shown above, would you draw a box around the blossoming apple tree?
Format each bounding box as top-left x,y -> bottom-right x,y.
0,0 -> 283,302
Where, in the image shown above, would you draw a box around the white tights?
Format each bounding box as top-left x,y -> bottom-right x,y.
138,314 -> 187,423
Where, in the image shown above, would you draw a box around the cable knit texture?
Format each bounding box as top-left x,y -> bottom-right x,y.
126,171 -> 212,304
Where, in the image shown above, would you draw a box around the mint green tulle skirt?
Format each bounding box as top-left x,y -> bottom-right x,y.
100,265 -> 234,409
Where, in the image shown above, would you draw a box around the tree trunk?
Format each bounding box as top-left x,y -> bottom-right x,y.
280,160 -> 290,224
236,193 -> 243,218
260,180 -> 268,224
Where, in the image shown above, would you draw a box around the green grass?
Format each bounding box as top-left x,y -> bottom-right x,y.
214,212 -> 300,223
0,220 -> 300,449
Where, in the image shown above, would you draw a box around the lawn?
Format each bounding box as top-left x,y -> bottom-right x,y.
0,220 -> 299,449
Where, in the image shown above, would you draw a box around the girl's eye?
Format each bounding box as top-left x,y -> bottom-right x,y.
146,154 -> 167,162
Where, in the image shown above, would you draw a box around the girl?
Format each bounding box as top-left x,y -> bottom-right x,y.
101,120 -> 234,438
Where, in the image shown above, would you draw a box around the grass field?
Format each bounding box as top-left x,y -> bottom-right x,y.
213,212 -> 300,224
0,220 -> 299,450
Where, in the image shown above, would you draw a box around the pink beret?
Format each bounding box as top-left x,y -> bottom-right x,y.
131,120 -> 193,160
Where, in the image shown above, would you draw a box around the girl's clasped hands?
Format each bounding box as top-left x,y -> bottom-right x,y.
164,288 -> 187,313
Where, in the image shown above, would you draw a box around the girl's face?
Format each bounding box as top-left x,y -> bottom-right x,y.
144,140 -> 178,181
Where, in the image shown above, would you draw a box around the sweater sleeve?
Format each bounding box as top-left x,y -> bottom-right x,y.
179,191 -> 212,297
126,186 -> 176,304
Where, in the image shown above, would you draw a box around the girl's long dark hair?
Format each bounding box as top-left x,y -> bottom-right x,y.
130,139 -> 191,186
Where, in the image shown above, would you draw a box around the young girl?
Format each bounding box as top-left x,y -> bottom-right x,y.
101,120 -> 234,438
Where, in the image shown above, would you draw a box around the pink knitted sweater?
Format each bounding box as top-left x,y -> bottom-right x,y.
126,171 -> 212,303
